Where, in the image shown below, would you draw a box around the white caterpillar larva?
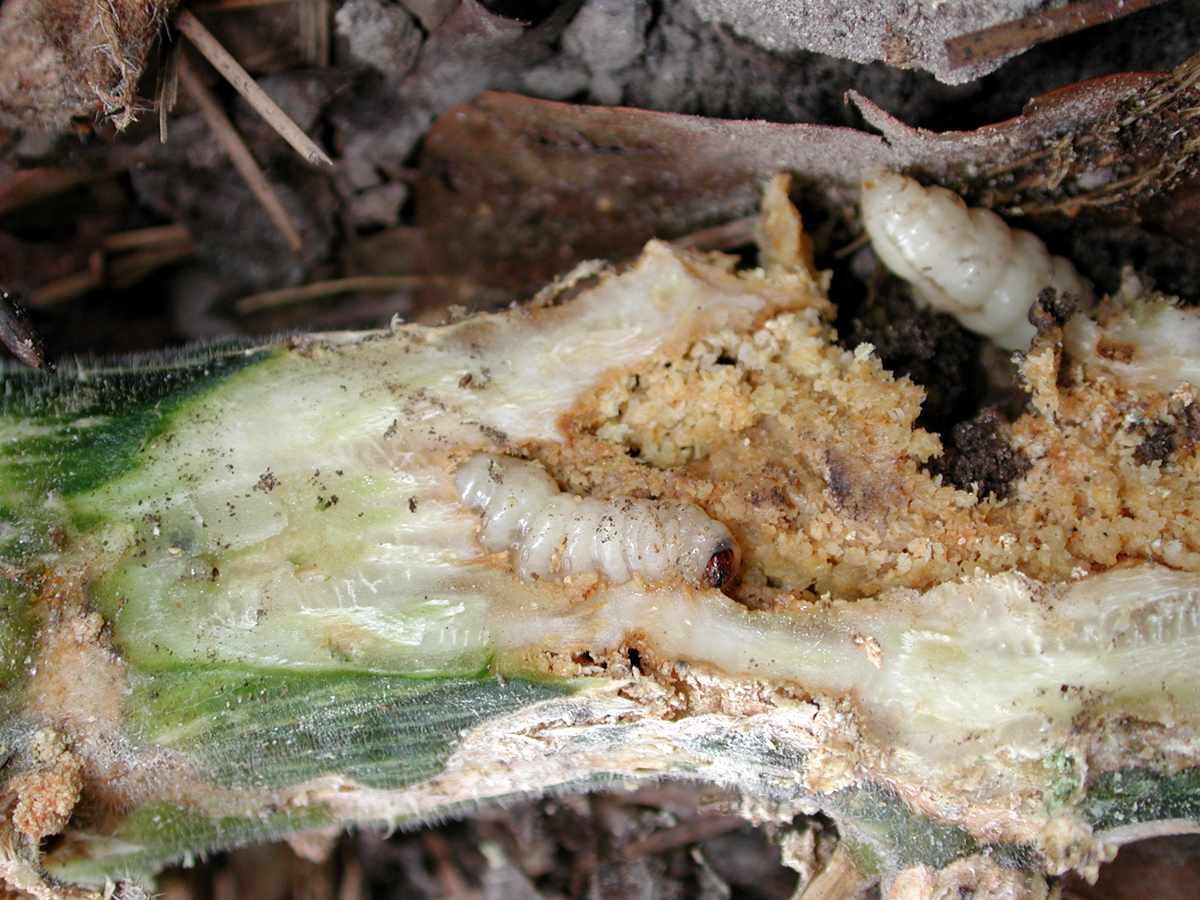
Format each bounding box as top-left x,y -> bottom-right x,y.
860,169 -> 1094,351
455,453 -> 740,589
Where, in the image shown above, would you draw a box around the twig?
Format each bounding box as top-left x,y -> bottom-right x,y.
421,832 -> 475,900
26,225 -> 195,307
157,43 -> 181,144
946,0 -> 1174,69
299,0 -> 331,68
235,275 -> 463,313
106,224 -> 196,290
671,215 -> 760,251
832,232 -> 869,260
620,816 -> 744,859
29,269 -> 105,309
336,846 -> 364,900
102,224 -> 193,254
0,168 -> 120,218
177,53 -> 306,254
175,9 -> 333,166
108,243 -> 196,291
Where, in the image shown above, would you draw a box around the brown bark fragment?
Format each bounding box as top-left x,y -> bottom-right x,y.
409,91 -> 891,296
405,68 -> 1192,298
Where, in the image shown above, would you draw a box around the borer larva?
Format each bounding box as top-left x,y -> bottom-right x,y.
455,453 -> 740,589
860,169 -> 1094,350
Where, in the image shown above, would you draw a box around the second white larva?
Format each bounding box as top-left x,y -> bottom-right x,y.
455,453 -> 740,590
860,169 -> 1094,350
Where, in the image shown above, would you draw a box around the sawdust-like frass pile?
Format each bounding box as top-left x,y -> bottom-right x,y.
518,178 -> 1200,610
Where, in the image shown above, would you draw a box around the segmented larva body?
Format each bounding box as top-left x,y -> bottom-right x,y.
455,453 -> 740,589
860,169 -> 1094,350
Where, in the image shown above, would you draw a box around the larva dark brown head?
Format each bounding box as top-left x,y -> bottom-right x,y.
702,537 -> 741,591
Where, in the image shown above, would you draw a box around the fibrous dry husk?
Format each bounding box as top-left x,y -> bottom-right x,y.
0,0 -> 176,130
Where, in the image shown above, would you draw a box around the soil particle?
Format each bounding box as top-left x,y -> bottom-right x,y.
934,408 -> 1031,500
844,276 -> 983,433
1030,286 -> 1078,333
335,0 -> 423,78
625,0 -> 938,126
254,470 -> 278,492
1134,420 -> 1180,466
1132,403 -> 1200,466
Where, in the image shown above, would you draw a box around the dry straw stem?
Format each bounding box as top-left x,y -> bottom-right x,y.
0,168 -> 121,218
298,0 -> 331,68
106,233 -> 195,291
234,275 -> 468,313
175,9 -> 333,166
28,225 -> 195,307
156,43 -> 180,143
619,816 -> 744,859
946,0 -> 1175,69
177,53 -> 306,254
188,0 -> 328,65
670,215 -> 760,251
29,262 -> 105,309
101,223 -> 192,254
